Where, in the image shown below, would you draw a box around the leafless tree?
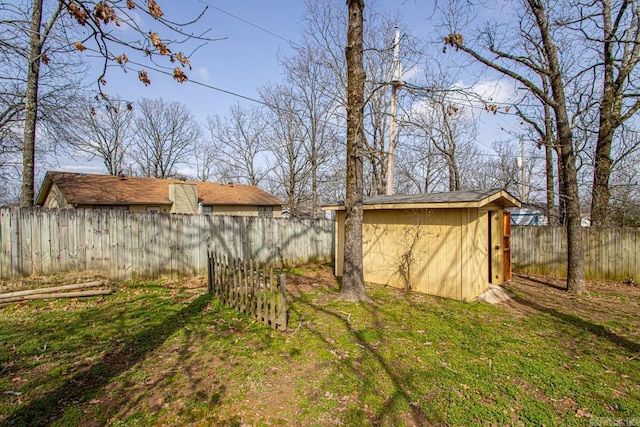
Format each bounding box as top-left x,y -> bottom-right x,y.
403,98 -> 478,192
468,140 -> 540,198
191,137 -> 218,182
299,0 -> 424,197
394,137 -> 449,194
206,104 -> 270,186
15,0 -> 213,206
261,84 -> 310,217
607,133 -> 640,225
513,86 -> 561,224
0,1 -> 88,201
271,37 -> 343,216
362,19 -> 422,196
131,97 -> 200,179
583,0 -> 640,225
66,98 -> 133,175
442,0 -> 586,293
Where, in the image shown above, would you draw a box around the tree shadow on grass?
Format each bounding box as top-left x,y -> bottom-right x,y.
6,294 -> 212,427
510,295 -> 640,354
288,293 -> 439,426
514,273 -> 567,291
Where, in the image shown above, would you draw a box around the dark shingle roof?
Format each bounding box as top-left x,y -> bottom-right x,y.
324,188 -> 520,210
37,172 -> 284,206
362,189 -> 508,205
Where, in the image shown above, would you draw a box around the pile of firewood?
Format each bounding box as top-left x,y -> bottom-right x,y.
0,281 -> 113,306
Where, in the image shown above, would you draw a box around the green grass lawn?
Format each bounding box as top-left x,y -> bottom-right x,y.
0,268 -> 638,426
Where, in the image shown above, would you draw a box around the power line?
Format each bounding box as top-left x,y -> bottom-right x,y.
196,0 -> 297,47
115,56 -> 347,129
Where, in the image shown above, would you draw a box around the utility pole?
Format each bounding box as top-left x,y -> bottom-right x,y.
521,138 -> 526,203
386,27 -> 402,196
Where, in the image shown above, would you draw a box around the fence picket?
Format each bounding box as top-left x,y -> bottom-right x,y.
512,225 -> 640,281
249,259 -> 256,317
278,275 -> 287,330
207,252 -> 287,330
0,207 -> 332,280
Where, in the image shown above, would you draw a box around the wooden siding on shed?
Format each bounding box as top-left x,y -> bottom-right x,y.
334,207 -> 504,301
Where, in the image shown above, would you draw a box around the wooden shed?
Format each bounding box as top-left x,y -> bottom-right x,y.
324,189 -> 521,302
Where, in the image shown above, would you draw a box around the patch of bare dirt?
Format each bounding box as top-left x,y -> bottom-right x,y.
162,275 -> 207,289
285,264 -> 340,297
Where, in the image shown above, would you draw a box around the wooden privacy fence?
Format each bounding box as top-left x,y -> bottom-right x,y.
0,207 -> 334,280
511,225 -> 640,281
208,252 -> 286,331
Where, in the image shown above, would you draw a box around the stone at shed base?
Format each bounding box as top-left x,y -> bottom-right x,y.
476,284 -> 515,304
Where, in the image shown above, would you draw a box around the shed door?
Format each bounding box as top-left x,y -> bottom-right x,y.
488,212 -> 493,283
488,211 -> 504,284
503,212 -> 512,281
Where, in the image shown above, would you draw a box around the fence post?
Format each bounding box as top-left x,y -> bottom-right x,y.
207,250 -> 213,293
277,274 -> 287,331
249,259 -> 255,317
269,266 -> 276,329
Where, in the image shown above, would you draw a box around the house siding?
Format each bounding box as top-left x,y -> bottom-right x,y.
209,205 -> 283,218
43,185 -> 72,209
169,183 -> 198,214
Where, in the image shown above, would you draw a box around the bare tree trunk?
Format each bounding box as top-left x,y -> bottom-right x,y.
311,146 -> 318,218
544,105 -> 557,225
589,0 -> 640,226
21,0 -> 44,207
545,144 -> 556,224
341,0 -> 369,302
289,167 -> 296,217
554,146 -> 567,226
591,119 -> 614,226
447,157 -> 460,191
530,0 -> 585,294
443,0 -> 587,292
590,0 -> 616,226
558,135 -> 586,294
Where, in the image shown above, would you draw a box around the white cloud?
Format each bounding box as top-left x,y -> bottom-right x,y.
402,65 -> 422,82
58,164 -> 105,174
469,79 -> 517,104
406,79 -> 519,125
405,79 -> 518,120
191,67 -> 210,82
176,166 -> 198,178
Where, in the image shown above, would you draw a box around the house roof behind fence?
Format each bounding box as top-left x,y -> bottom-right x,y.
323,188 -> 521,211
36,171 -> 284,206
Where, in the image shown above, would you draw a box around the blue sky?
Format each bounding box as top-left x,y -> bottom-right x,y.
62,0 -> 523,175
91,0 -> 445,122
123,0 -> 309,120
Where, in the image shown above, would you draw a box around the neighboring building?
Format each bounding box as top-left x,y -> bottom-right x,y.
510,202 -> 549,226
323,189 -> 521,302
36,171 -> 284,217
